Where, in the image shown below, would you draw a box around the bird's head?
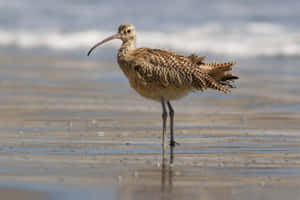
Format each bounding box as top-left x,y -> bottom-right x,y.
118,24 -> 136,42
87,24 -> 136,56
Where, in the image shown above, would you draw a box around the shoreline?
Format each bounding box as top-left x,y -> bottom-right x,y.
0,53 -> 299,199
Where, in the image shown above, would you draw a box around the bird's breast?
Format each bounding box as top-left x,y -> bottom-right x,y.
117,58 -> 131,78
126,70 -> 191,101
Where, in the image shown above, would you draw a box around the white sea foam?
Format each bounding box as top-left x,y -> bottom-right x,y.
1,23 -> 299,57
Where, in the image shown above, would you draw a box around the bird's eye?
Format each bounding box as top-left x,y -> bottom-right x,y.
127,29 -> 131,33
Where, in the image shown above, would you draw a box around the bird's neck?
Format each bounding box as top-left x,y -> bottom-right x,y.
118,39 -> 136,58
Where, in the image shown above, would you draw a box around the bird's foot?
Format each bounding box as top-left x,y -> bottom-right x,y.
169,140 -> 180,147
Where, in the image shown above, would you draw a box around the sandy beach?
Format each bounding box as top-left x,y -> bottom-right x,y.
0,53 -> 299,199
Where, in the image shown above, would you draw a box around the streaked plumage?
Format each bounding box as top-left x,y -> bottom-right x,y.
87,24 -> 238,146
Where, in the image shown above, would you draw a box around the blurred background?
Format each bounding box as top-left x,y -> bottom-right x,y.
1,0 -> 300,57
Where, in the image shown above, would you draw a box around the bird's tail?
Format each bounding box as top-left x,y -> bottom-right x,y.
189,54 -> 239,91
204,61 -> 238,88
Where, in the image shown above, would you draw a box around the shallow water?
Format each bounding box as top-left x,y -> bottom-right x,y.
0,53 -> 300,199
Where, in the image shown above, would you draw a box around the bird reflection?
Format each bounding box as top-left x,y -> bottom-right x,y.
161,145 -> 174,193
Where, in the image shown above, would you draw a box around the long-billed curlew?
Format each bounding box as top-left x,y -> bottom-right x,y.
87,24 -> 238,147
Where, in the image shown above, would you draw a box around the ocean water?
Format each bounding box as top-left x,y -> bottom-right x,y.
1,0 -> 300,57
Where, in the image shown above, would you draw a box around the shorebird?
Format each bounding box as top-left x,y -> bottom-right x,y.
87,24 -> 238,147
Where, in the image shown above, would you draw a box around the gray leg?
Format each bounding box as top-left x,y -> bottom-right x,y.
169,145 -> 174,164
168,145 -> 174,191
161,97 -> 167,156
167,101 -> 178,146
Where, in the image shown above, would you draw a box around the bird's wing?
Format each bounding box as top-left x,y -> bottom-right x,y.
129,48 -> 229,92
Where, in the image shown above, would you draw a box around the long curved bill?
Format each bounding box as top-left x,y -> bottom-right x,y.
87,33 -> 121,56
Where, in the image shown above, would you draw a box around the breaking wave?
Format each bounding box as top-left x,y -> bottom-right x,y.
1,23 -> 299,57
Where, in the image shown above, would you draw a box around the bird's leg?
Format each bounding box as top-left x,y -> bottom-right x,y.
167,101 -> 179,146
161,97 -> 167,157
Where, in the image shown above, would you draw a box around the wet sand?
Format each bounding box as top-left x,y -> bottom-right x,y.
0,53 -> 300,199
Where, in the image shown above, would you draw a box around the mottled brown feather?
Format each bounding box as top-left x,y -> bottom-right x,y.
129,48 -> 231,92
187,54 -> 238,88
